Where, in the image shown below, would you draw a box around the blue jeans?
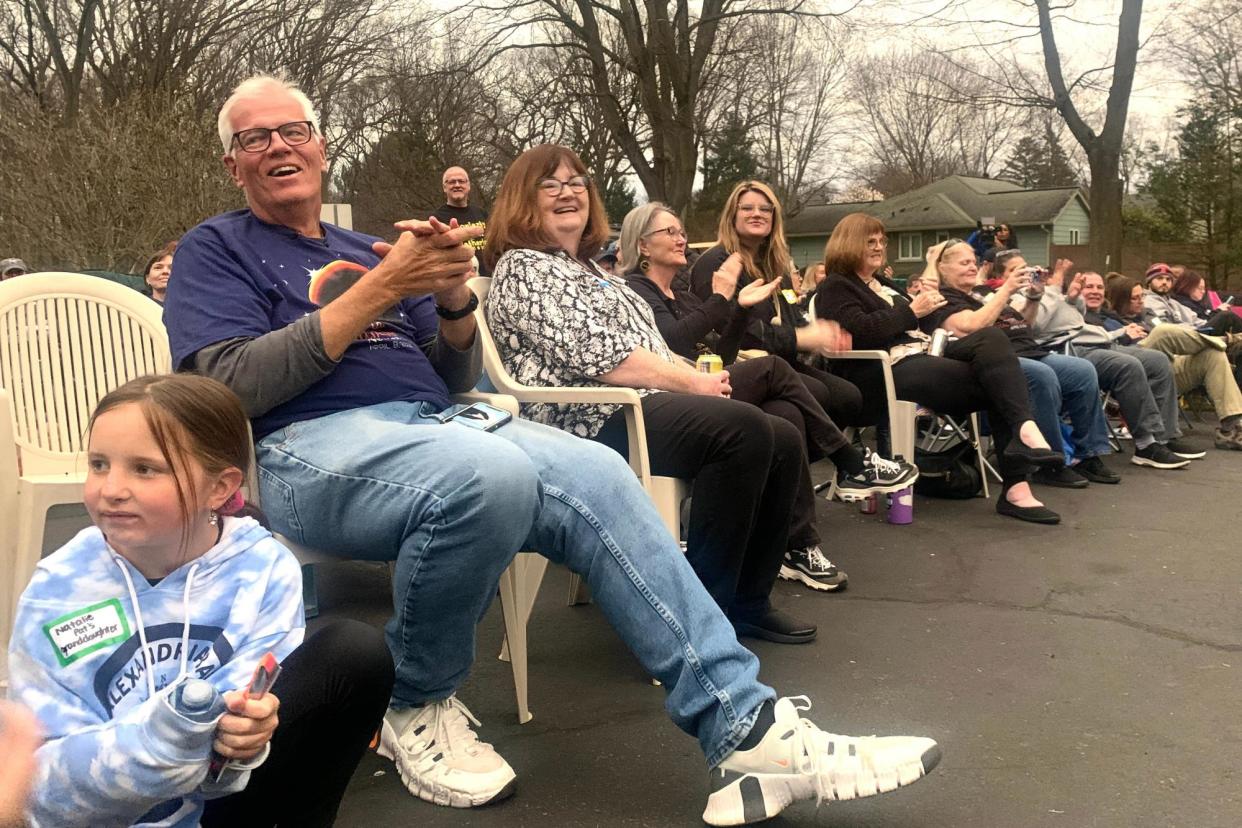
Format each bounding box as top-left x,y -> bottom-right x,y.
1020,354 -> 1112,460
256,401 -> 774,767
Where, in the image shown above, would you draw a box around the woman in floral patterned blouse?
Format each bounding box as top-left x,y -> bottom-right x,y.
484,144 -> 816,645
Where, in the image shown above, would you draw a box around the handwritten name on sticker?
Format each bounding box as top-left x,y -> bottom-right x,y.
43,599 -> 131,667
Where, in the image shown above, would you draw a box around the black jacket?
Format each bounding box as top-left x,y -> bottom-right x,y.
625,271 -> 748,364
812,271 -> 920,350
688,244 -> 805,361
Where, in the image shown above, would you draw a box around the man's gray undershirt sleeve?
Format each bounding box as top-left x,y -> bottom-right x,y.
190,311 -> 484,417
189,313 -> 338,418
423,333 -> 483,393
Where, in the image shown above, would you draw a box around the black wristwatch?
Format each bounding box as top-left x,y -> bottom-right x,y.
435,291 -> 478,320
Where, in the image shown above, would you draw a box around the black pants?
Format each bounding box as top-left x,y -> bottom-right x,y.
728,356 -> 855,548
202,620 -> 394,828
1204,309 -> 1242,336
794,361 -> 865,432
833,328 -> 1034,486
594,392 -> 802,619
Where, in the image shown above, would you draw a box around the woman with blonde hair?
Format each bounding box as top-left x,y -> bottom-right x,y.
688,181 -> 869,427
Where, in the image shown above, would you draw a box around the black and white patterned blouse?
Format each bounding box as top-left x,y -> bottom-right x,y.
487,248 -> 674,438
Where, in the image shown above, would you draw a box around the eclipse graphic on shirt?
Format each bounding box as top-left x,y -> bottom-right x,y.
307,260 -> 405,328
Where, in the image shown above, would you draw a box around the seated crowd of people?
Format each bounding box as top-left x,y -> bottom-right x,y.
2,72 -> 1236,828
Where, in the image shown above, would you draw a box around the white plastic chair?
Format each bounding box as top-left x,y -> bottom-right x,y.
0,273 -> 170,681
469,277 -> 690,588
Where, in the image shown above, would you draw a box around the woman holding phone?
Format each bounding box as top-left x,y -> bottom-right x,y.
923,246 -> 1119,489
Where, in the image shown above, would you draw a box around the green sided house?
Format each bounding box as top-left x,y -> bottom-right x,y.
783,175 -> 1090,277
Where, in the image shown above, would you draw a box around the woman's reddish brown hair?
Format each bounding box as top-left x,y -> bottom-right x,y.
823,213 -> 887,277
483,144 -> 610,267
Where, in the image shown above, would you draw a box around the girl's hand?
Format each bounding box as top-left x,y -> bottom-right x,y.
0,702 -> 41,827
711,253 -> 744,301
213,691 -> 280,763
737,278 -> 780,308
813,319 -> 852,354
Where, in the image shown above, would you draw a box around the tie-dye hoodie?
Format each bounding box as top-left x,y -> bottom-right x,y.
7,516 -> 305,827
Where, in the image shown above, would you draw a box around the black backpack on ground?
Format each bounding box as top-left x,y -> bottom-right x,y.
913,441 -> 982,499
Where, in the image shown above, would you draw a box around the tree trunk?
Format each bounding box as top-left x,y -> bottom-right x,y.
1086,146 -> 1123,273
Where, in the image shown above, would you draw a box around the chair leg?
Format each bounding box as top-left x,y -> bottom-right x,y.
301,563 -> 320,619
10,489 -> 52,632
969,414 -> 996,499
497,563 -> 533,724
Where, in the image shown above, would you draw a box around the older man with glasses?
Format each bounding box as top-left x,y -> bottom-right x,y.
163,74 -> 941,825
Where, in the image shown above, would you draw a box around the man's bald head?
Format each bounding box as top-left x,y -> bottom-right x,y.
443,167 -> 471,207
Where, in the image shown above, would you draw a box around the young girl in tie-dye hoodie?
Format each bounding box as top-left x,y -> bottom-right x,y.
7,374 -> 393,827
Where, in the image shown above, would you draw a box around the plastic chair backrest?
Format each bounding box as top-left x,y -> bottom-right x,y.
469,276 -> 541,397
0,272 -> 170,475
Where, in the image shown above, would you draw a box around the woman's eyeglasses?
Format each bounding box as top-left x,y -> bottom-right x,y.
537,175 -> 590,195
643,226 -> 687,239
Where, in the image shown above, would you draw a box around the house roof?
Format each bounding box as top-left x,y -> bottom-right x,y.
785,175 -> 1088,237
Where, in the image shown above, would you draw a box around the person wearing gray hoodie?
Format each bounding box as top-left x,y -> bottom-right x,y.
1023,263 -> 1199,470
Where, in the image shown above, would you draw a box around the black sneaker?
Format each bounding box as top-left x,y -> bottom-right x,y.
1075,456 -> 1121,484
835,448 -> 918,501
1164,438 -> 1205,460
1131,443 -> 1191,469
1032,465 -> 1089,489
780,546 -> 848,592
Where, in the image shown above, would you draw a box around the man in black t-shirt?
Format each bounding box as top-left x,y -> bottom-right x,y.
432,166 -> 488,275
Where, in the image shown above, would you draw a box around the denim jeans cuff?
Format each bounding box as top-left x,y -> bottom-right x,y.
704,698 -> 768,769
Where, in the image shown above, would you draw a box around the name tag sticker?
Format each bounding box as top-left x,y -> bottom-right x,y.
43,598 -> 131,667
781,289 -> 799,305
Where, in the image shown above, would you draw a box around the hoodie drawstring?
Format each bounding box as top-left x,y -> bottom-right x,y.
113,555 -> 201,699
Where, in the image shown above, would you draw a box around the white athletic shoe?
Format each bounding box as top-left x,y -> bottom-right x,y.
702,697 -> 940,826
377,696 -> 517,808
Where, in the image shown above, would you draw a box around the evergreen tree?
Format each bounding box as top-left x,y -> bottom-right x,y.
1139,104 -> 1242,279
999,124 -> 1079,188
689,113 -> 760,238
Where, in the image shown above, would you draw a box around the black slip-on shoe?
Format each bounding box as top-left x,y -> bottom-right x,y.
1002,440 -> 1064,468
1032,465 -> 1089,489
996,497 -> 1061,524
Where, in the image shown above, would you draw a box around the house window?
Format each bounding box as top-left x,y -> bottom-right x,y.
935,231 -> 951,244
898,233 -> 921,261
1068,229 -> 1081,245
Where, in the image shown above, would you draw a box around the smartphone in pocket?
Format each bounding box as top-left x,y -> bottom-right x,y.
437,402 -> 513,432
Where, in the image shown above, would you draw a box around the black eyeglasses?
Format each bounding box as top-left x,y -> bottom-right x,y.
230,121 -> 316,153
537,175 -> 590,195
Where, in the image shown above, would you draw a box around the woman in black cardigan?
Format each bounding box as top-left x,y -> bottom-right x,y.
813,213 -> 1064,524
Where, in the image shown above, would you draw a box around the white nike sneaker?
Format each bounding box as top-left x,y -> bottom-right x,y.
377,696 -> 517,808
702,697 -> 941,826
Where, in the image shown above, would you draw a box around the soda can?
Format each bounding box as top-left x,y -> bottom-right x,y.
859,493 -> 878,515
928,329 -> 950,357
696,354 -> 723,374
